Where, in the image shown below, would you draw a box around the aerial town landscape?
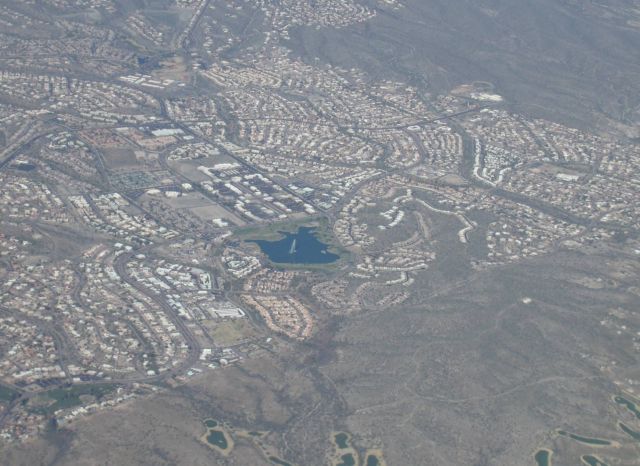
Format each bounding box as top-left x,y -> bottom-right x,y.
0,0 -> 640,465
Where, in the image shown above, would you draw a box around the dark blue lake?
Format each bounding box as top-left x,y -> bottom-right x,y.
250,227 -> 339,264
